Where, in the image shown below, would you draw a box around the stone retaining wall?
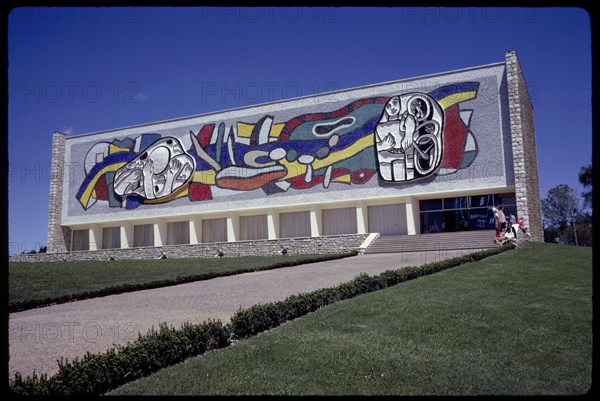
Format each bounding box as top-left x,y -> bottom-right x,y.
9,234 -> 368,263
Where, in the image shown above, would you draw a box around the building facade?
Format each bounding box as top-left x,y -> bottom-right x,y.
45,51 -> 543,256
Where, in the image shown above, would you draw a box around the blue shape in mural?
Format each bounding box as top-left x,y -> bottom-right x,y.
76,83 -> 480,210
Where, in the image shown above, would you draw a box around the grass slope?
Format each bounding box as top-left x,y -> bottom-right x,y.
9,253 -> 354,312
110,243 -> 592,396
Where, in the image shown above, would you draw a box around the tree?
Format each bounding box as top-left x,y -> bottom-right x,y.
543,224 -> 560,243
578,163 -> 592,210
574,212 -> 592,246
541,184 -> 580,245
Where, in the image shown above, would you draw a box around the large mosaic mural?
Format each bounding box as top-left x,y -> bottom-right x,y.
76,82 -> 480,210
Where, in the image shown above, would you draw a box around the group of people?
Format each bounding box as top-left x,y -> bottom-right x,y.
493,206 -> 529,245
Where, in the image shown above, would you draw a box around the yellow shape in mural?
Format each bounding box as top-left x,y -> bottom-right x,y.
237,122 -> 285,139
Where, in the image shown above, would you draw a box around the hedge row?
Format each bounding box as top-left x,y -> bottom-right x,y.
9,252 -> 358,313
9,320 -> 229,395
228,244 -> 515,338
9,244 -> 514,395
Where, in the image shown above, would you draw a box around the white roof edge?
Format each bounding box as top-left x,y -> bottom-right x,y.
63,61 -> 506,140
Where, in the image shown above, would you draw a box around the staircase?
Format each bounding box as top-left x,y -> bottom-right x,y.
364,230 -> 497,254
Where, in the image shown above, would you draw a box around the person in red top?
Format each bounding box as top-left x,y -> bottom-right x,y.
492,207 -> 502,244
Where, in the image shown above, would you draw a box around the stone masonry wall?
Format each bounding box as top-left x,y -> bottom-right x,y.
10,234 -> 369,263
505,51 -> 544,241
46,132 -> 70,253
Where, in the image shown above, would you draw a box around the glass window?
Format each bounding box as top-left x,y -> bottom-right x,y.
470,194 -> 494,208
468,207 -> 496,230
419,199 -> 443,212
167,221 -> 190,245
442,210 -> 470,232
71,229 -> 89,251
102,227 -> 121,249
321,207 -> 357,235
443,197 -> 468,210
368,204 -> 407,236
133,224 -> 154,247
322,207 -> 357,235
419,192 -> 516,234
494,193 -> 516,207
280,211 -> 311,238
202,218 -> 227,243
421,211 -> 443,233
240,215 -> 268,240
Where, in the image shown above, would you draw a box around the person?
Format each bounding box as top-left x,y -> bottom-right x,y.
494,226 -> 504,245
494,226 -> 514,246
503,228 -> 515,244
517,217 -> 531,238
497,206 -> 507,231
492,207 -> 500,230
507,212 -> 518,237
492,207 -> 501,244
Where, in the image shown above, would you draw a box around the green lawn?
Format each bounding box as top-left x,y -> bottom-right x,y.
109,242 -> 592,396
9,253 -> 354,311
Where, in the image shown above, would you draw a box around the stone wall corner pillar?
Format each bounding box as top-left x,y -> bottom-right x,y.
46,131 -> 69,253
505,50 -> 544,241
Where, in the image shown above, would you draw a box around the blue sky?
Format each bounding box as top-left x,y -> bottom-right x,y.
7,6 -> 591,254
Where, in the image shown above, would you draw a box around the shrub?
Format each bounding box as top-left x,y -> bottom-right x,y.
10,320 -> 229,395
9,245 -> 513,395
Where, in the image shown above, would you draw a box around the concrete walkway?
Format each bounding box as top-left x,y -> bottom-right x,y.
9,248 -> 483,378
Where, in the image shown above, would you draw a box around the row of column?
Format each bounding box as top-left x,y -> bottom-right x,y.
83,198 -> 419,250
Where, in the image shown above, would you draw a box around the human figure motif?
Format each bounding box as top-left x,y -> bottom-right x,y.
375,93 -> 443,182
114,137 -> 195,200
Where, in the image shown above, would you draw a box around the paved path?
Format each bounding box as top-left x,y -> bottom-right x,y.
9,249 -> 482,378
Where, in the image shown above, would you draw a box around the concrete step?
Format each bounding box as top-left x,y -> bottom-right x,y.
364,230 -> 497,254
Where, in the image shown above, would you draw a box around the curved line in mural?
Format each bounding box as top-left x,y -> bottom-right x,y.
76,82 -> 480,210
311,116 -> 356,137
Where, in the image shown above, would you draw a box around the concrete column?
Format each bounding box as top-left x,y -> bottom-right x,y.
189,216 -> 202,244
154,220 -> 168,246
121,223 -> 134,248
267,208 -> 279,240
356,201 -> 368,234
226,212 -> 239,242
310,205 -> 322,237
405,196 -> 419,235
89,225 -> 103,251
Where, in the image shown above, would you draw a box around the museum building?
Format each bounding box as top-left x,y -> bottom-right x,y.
44,50 -> 543,258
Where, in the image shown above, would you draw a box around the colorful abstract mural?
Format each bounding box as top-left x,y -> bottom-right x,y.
76,82 -> 480,210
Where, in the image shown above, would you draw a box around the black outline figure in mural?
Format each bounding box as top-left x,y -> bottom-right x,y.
113,137 -> 196,200
375,93 -> 444,182
77,82 -> 480,211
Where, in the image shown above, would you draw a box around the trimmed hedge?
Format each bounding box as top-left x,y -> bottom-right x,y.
10,320 -> 230,395
9,252 -> 358,313
228,244 -> 515,339
9,244 -> 514,395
